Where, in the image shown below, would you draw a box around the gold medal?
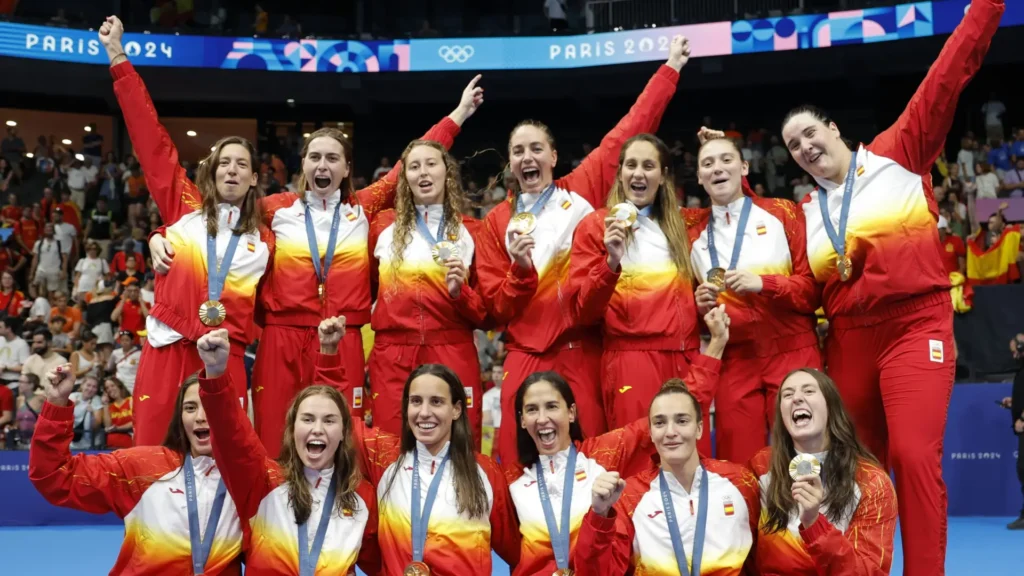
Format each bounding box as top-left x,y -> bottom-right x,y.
789,453 -> 822,480
611,202 -> 638,227
552,570 -> 575,576
403,562 -> 431,576
431,241 -> 461,266
706,267 -> 727,290
509,212 -> 537,235
836,254 -> 853,282
317,283 -> 325,301
198,300 -> 227,327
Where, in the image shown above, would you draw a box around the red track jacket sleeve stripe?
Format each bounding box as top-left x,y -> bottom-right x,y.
569,210 -> 620,326
571,506 -> 635,575
580,416 -> 653,474
199,371 -> 281,523
110,61 -> 201,225
867,0 -> 1004,177
29,401 -> 179,518
479,454 -> 523,566
758,198 -> 821,315
560,64 -> 681,208
476,212 -> 540,324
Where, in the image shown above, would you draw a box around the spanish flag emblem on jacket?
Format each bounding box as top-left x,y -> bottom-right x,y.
966,224 -> 1021,286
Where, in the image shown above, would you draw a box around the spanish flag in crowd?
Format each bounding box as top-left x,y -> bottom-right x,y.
966,224 -> 1021,286
948,272 -> 973,313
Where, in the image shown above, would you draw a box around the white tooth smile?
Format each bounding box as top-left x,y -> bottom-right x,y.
537,429 -> 556,443
417,423 -> 437,430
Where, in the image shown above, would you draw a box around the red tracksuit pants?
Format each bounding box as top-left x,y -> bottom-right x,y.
252,325 -> 366,459
133,339 -> 248,446
497,340 -> 605,473
367,331 -> 482,449
827,292 -> 954,576
712,343 -> 822,463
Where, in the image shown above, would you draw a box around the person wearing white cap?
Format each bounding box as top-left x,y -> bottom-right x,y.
937,214 -> 966,276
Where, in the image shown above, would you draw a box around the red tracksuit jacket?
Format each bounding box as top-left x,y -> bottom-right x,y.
747,447 -> 898,576
29,401 -> 244,575
801,0 -> 1004,319
687,196 -> 819,354
476,64 -> 681,354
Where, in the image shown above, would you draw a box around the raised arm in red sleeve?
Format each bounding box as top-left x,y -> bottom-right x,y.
799,464 -> 897,576
580,416 -> 652,474
110,61 -> 201,224
569,210 -> 620,326
758,199 -> 821,314
868,0 -> 1004,176
29,401 -> 176,517
479,454 -> 522,566
475,213 -> 539,324
199,371 -> 280,522
354,117 -> 462,222
685,354 -> 722,409
560,65 -> 680,207
571,507 -> 635,575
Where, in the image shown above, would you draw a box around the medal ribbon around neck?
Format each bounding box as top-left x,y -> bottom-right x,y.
297,475 -> 338,576
414,206 -> 447,245
411,450 -> 451,563
304,201 -> 342,291
706,196 -> 752,271
818,150 -> 858,268
516,183 -> 556,217
535,445 -> 578,571
183,454 -> 228,575
206,232 -> 241,304
659,467 -> 709,576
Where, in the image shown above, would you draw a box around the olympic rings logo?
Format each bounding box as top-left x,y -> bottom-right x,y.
438,45 -> 475,63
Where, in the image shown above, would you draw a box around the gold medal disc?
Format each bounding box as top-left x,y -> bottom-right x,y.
431,241 -> 461,266
789,453 -> 822,480
403,562 -> 431,576
836,254 -> 853,282
552,569 -> 575,576
611,202 -> 638,227
198,300 -> 227,327
706,267 -> 727,290
509,212 -> 537,235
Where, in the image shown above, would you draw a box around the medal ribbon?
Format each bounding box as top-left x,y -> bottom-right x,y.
183,454 -> 228,575
706,196 -> 752,271
659,467 -> 709,576
638,205 -> 653,218
516,183 -> 556,216
818,150 -> 858,262
304,200 -> 343,288
411,450 -> 451,563
206,232 -> 242,303
414,206 -> 447,245
535,445 -> 578,570
297,475 -> 338,576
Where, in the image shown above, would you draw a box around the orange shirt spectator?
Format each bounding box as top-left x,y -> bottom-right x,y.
0,286 -> 24,317
50,303 -> 82,335
125,171 -> 147,200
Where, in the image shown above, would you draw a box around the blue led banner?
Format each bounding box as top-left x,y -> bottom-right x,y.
0,0 -> 1019,72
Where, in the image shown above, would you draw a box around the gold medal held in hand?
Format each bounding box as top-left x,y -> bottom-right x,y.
706,267 -> 727,290
789,453 -> 822,480
836,254 -> 853,282
611,202 -> 638,227
431,241 -> 461,266
403,562 -> 431,576
509,212 -> 537,235
198,300 -> 227,327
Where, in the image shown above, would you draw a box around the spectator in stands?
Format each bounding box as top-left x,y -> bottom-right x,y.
66,158 -> 91,211
101,375 -> 133,448
109,238 -> 145,276
966,210 -> 1021,286
82,124 -> 103,166
276,14 -> 302,38
765,135 -> 788,194
49,291 -> 81,336
0,314 -> 28,388
0,159 -> 13,194
19,206 -> 40,255
15,373 -> 43,446
1,127 -> 25,180
989,138 -> 1013,181
52,208 -> 78,262
1006,334 -> 1024,530
982,94 -> 1006,144
111,278 -> 147,337
1002,157 -> 1024,198
253,3 -> 269,34
114,256 -> 143,295
123,163 -> 147,228
1012,128 -> 1024,161
973,161 -> 1001,199
372,156 -> 392,182
0,380 -> 11,434
938,215 -> 966,276
70,331 -> 99,386
98,153 -> 120,201
29,223 -> 68,299
107,330 -> 141,393
481,360 -> 503,455
0,237 -> 27,285
140,272 -> 154,306
945,163 -> 966,199
48,317 -> 72,356
792,173 -> 814,202
84,273 -> 117,345
73,241 -> 105,301
22,327 -> 66,383
544,0 -> 569,31
69,374 -> 104,450
0,271 -> 26,318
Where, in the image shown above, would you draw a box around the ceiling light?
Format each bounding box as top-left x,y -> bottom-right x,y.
25,152 -> 34,159
286,98 -> 295,104
61,139 -> 72,145
74,153 -> 85,161
186,130 -> 197,137
84,125 -> 92,132
302,132 -> 310,138
5,120 -> 15,127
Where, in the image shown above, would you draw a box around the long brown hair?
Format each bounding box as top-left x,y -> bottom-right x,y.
278,386 -> 363,525
607,134 -> 693,285
193,136 -> 263,237
389,140 -> 465,279
763,368 -> 879,534
381,364 -> 489,518
161,375 -> 201,457
504,119 -> 557,209
297,128 -> 356,201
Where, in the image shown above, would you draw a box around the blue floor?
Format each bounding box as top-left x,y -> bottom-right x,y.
1,517 -> 1019,574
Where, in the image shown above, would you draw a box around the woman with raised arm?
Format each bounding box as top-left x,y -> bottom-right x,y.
778,1 -> 1003,572
570,133 -> 711,432
689,131 -> 821,463
367,140 -> 490,446
478,36 -> 691,469
99,16 -> 269,446
30,364 -> 243,575
572,379 -> 759,575
151,79 -> 484,459
749,369 -> 897,576
196,328 -> 380,575
509,305 -> 729,576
